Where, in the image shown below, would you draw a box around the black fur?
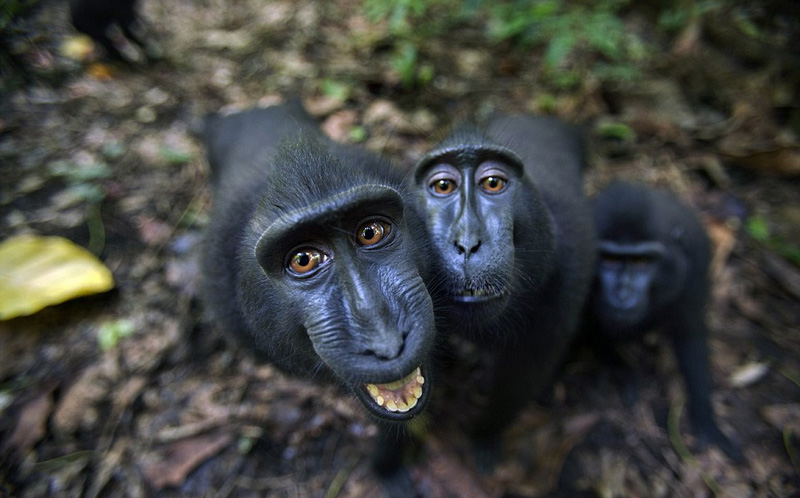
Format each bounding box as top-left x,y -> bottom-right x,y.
589,181 -> 742,461
201,101 -> 436,425
412,114 -> 596,466
69,0 -> 154,62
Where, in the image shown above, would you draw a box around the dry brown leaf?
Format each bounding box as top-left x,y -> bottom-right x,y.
761,404 -> 800,434
122,318 -> 181,372
720,147 -> 800,177
7,389 -> 55,456
501,411 -> 600,497
415,436 -> 496,498
303,94 -> 345,117
671,18 -> 702,56
363,99 -> 435,135
136,217 -> 174,247
322,110 -> 358,143
111,375 -> 148,417
761,251 -> 800,300
52,356 -> 119,435
143,432 -> 233,489
706,220 -> 738,279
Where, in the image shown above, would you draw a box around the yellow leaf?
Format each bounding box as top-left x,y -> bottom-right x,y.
0,235 -> 115,320
61,35 -> 96,62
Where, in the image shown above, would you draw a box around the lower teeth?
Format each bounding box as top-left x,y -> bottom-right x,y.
364,366 -> 424,413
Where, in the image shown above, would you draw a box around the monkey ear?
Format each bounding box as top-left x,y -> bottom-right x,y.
254,185 -> 405,273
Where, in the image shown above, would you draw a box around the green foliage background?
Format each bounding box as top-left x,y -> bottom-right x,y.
362,0 -> 651,88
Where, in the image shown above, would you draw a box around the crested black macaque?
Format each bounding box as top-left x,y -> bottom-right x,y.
69,0 -> 159,63
589,181 -> 742,461
201,101 -> 436,473
412,114 -> 596,467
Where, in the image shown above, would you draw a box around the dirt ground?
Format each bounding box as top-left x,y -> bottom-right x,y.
1,1 -> 799,497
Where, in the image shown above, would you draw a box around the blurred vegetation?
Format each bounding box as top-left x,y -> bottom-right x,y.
746,215 -> 800,266
485,0 -> 648,88
0,0 -> 41,91
362,0 -> 650,89
46,158 -> 112,254
362,0 -> 444,87
97,318 -> 136,351
361,0 -> 798,90
657,0 -> 721,31
0,0 -> 38,27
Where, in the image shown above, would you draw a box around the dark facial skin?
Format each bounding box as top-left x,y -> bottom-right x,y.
590,181 -> 743,462
419,156 -> 527,321
201,101 -> 435,424
595,240 -> 671,331
412,115 -> 596,468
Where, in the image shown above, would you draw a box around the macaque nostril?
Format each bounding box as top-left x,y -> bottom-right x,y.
454,240 -> 481,256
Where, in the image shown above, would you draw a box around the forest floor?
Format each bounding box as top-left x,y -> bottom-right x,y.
1,1 -> 799,497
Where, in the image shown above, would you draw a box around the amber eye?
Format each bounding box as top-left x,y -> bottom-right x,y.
357,220 -> 391,247
288,248 -> 325,275
479,176 -> 507,193
430,178 -> 456,195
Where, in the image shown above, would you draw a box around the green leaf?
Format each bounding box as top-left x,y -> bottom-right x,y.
780,246 -> 800,267
158,146 -> 192,164
348,126 -> 367,142
48,160 -> 112,183
417,63 -> 435,86
596,121 -> 635,141
733,9 -> 761,39
97,318 -> 135,351
320,79 -> 350,102
585,13 -> 624,60
549,68 -> 581,89
388,2 -> 410,33
64,183 -> 106,204
391,42 -> 419,87
534,93 -> 559,113
101,141 -> 126,160
544,33 -> 576,69
746,216 -> 770,242
47,160 -> 75,178
71,162 -> 112,182
592,62 -> 641,82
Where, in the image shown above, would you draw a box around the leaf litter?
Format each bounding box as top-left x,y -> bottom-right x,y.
0,0 -> 799,497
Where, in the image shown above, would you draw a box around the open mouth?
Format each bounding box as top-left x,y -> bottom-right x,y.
452,288 -> 502,303
363,366 -> 425,414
